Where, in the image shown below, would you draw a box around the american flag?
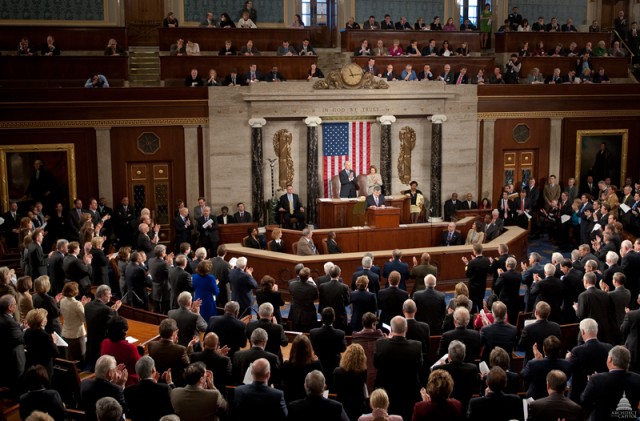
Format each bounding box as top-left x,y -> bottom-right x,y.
322,121 -> 371,198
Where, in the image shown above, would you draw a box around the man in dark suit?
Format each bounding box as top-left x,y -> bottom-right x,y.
467,367 -> 524,421
67,198 -> 84,241
484,209 -> 504,242
48,239 -> 67,294
497,191 -> 515,226
124,356 -> 175,421
378,271 -> 409,326
374,316 -> 423,421
216,206 -> 236,225
243,63 -> 263,84
605,271 -> 630,328
460,192 -> 478,210
174,207 -> 192,250
232,328 -> 281,387
114,196 -> 135,247
438,307 -> 481,363
0,295 -> 25,393
310,308 -> 346,387
530,263 -> 564,323
231,357 -> 287,421
518,301 -> 562,364
63,241 -> 93,296
440,222 -> 463,246
437,339 -> 480,415
579,176 -> 598,198
206,301 -> 247,361
622,294 -> 640,373
528,370 -> 584,421
576,272 -> 618,344
277,184 -> 305,228
147,318 -> 190,387
148,244 -> 172,314
404,299 -> 430,382
410,252 -> 438,294
229,257 -> 258,317
169,255 -> 192,310
211,245 -> 231,308
245,302 -> 288,362
581,345 -> 640,421
288,370 -> 349,421
233,202 -> 252,223
125,251 -> 150,310
463,243 -> 491,313
1,201 -> 20,248
567,317 -> 613,402
443,193 -> 461,221
365,185 -> 385,209
521,335 -> 571,399
197,206 -> 219,257
494,257 -> 522,325
338,161 -> 357,198
318,265 -> 350,331
85,285 -> 119,370
189,332 -> 232,394
621,239 -> 640,309
80,355 -> 127,421
168,291 -> 207,347
453,67 -> 469,84
489,243 -> 514,288
521,252 -> 546,312
479,301 -> 517,362
27,229 -> 47,278
513,190 -> 532,229
413,274 -> 446,335
351,255 -> 380,295
289,267 -> 318,332
382,249 -> 410,290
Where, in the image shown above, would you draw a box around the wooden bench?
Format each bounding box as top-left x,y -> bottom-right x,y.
351,56 -> 496,77
160,55 -> 317,85
341,29 -> 482,54
495,31 -> 613,54
518,56 -> 630,78
159,27 -> 312,53
0,56 -> 128,88
0,25 -> 128,52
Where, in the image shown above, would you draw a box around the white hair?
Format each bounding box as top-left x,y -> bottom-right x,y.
95,355 -> 116,379
323,261 -> 334,275
236,256 -> 247,269
606,251 -> 619,264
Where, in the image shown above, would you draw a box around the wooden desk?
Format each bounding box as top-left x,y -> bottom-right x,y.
316,196 -> 410,228
0,26 -> 128,51
518,56 -> 629,78
160,56 -> 317,84
341,29 -> 481,53
158,28 -> 312,53
367,207 -> 400,228
228,224 -> 529,295
455,209 -> 492,221
219,222 -> 259,245
495,31 -> 612,54
126,319 -> 160,348
352,56 -> 495,76
0,56 -> 129,87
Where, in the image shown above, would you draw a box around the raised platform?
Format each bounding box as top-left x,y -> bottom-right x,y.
316,195 -> 410,228
225,220 -> 528,297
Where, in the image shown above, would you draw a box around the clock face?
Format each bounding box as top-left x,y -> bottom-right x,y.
341,63 -> 364,87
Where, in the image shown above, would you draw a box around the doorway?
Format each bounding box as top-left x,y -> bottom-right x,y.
499,149 -> 537,201
127,162 -> 172,246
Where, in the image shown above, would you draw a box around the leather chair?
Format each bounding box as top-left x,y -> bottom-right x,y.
321,238 -> 329,254
291,241 -> 299,255
330,174 -> 369,198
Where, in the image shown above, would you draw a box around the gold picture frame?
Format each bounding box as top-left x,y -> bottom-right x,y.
575,129 -> 628,189
0,144 -> 77,212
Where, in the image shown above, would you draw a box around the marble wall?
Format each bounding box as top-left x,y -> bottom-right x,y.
207,81 -> 479,224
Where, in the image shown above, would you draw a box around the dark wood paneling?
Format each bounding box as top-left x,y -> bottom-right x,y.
0,129 -> 97,207
316,197 -> 410,228
160,56 -> 317,83
109,127 -> 186,218
495,31 -> 613,53
493,119 -> 550,202
478,85 -> 640,114
0,56 -> 129,87
341,29 -> 482,53
0,26 -> 128,51
0,88 -> 208,122
219,223 -> 259,245
519,56 -> 629,78
352,56 -> 495,76
158,28 -> 312,52
561,117 -> 640,187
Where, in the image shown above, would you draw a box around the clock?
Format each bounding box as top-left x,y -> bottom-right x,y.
340,63 -> 364,87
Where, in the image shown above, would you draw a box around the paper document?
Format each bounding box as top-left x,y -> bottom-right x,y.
523,397 -> 534,420
431,354 -> 448,371
479,361 -> 490,375
524,211 -> 532,220
560,215 -> 571,224
125,336 -> 138,344
0,217 -> 4,227
202,219 -> 213,229
592,223 -> 601,232
243,363 -> 254,384
53,333 -> 68,347
620,204 -> 631,213
524,319 -> 536,327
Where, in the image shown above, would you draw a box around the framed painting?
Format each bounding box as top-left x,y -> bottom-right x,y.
575,129 -> 628,189
0,144 -> 76,213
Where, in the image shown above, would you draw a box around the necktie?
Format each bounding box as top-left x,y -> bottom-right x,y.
251,72 -> 255,81
240,212 -> 244,219
288,195 -> 293,213
77,209 -> 81,216
633,202 -> 638,210
232,77 -> 236,84
448,232 -> 452,241
521,200 -> 525,211
504,200 -> 508,218
375,196 -> 379,206
457,75 -> 463,84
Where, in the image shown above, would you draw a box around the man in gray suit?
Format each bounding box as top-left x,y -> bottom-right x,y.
296,228 -> 318,256
148,245 -> 173,314
171,361 -> 227,420
168,291 -> 207,347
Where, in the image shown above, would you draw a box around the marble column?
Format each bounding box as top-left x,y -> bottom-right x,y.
430,115 -> 448,220
481,119 -> 496,200
183,125 -> 200,212
95,128 -> 113,203
549,118 -> 563,177
304,116 -> 322,227
249,118 -> 266,225
377,115 -> 396,195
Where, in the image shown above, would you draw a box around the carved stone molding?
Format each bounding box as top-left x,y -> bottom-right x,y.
304,116 -> 322,127
248,118 -> 267,128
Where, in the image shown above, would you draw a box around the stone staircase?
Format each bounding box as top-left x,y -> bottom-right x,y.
128,46 -> 161,87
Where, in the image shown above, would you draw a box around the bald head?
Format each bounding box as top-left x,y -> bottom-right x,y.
251,358 -> 271,382
203,332 -> 219,350
390,316 -> 407,336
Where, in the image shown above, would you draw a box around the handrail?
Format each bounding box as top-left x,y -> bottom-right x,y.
612,29 -> 635,58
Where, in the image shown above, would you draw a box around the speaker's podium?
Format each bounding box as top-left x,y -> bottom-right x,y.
366,207 -> 400,228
